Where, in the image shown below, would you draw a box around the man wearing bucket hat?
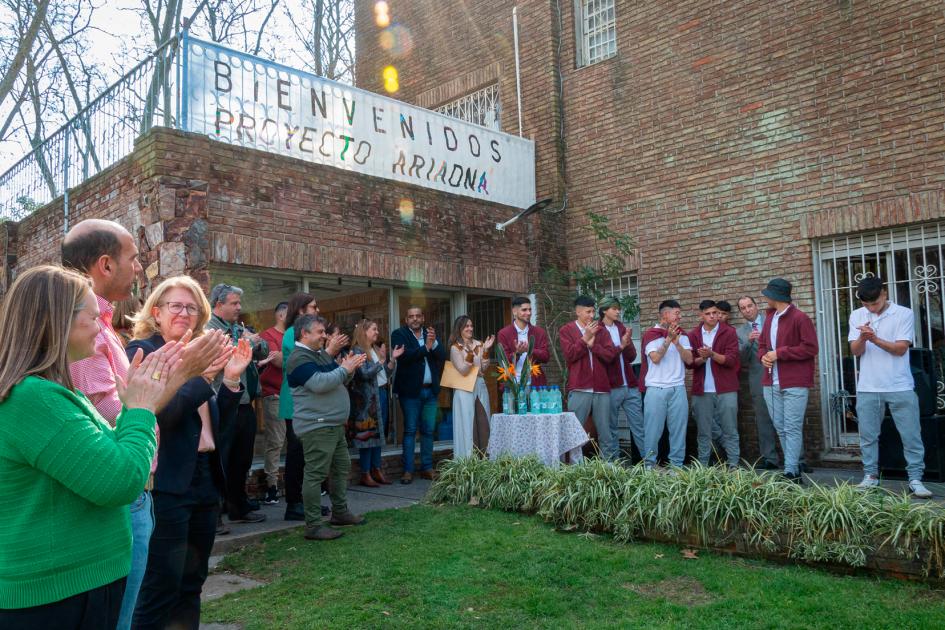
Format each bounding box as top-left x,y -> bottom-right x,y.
756,278 -> 818,483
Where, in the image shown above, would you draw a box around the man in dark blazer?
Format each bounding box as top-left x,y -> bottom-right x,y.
737,295 -> 779,469
391,305 -> 447,484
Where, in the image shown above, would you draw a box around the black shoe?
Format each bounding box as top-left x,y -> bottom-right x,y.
230,510 -> 267,523
759,461 -> 780,470
800,463 -> 813,474
284,502 -> 305,521
321,505 -> 331,517
264,486 -> 279,505
783,472 -> 804,485
246,499 -> 261,511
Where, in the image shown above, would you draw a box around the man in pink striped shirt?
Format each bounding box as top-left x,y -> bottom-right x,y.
64,220 -> 148,630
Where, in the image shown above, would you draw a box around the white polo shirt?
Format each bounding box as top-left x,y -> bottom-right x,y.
848,302 -> 914,393
700,324 -> 718,393
645,330 -> 691,388
514,322 -> 529,375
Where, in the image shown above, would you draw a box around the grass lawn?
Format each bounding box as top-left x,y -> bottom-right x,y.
204,504 -> 945,629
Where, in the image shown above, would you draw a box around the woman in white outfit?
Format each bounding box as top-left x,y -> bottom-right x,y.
448,315 -> 494,459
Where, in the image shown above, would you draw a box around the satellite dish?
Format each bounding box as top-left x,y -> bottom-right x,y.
495,198 -> 553,231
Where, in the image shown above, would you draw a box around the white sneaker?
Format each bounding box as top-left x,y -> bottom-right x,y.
855,475 -> 880,490
909,479 -> 933,499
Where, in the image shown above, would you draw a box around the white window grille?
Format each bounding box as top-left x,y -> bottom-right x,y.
814,222 -> 945,450
575,0 -> 617,67
597,274 -> 641,362
435,84 -> 500,130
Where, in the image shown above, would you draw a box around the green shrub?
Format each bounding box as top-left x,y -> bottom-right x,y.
429,457 -> 945,577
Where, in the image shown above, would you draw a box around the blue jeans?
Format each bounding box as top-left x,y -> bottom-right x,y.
360,388 -> 389,471
856,390 -> 925,480
400,387 -> 437,473
763,385 -> 808,475
117,490 -> 154,630
643,385 -> 688,467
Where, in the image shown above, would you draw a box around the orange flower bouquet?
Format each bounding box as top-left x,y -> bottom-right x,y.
494,337 -> 535,412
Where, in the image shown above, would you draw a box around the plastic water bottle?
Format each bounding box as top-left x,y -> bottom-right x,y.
530,387 -> 541,414
552,386 -> 562,413
516,391 -> 528,414
536,387 -> 546,414
502,389 -> 512,414
541,387 -> 551,413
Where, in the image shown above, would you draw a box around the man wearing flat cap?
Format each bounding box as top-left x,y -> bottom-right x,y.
756,278 -> 818,483
598,296 -> 641,461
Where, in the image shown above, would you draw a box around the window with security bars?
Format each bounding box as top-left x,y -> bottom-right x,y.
435,84 -> 500,130
596,274 -> 641,363
814,222 -> 945,450
575,0 -> 617,67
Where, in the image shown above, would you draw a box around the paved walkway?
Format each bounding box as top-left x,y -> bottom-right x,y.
210,477 -> 433,554
200,478 -> 434,629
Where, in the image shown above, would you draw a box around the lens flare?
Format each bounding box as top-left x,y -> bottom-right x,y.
374,2 -> 390,28
398,198 -> 414,225
407,266 -> 425,290
378,24 -> 414,57
383,65 -> 399,93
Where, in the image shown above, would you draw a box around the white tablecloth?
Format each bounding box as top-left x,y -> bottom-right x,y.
487,412 -> 589,468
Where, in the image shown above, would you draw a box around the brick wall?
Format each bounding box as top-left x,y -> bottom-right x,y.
356,0 -> 945,464
4,127 -> 530,298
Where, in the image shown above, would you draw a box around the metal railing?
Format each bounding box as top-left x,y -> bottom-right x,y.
0,35 -> 182,223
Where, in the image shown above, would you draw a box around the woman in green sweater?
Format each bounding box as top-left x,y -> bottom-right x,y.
0,265 -> 180,628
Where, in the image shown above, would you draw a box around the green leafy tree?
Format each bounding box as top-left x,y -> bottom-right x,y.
533,212 -> 637,383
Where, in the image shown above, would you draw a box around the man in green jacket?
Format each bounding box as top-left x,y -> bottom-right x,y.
206,283 -> 270,525
286,314 -> 367,540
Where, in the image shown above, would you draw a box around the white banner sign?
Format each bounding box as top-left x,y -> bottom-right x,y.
183,38 -> 536,209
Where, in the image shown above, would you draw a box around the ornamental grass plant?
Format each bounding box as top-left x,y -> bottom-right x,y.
430,456 -> 945,578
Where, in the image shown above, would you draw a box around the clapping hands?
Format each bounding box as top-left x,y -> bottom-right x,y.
119,346 -> 178,413
341,352 -> 368,374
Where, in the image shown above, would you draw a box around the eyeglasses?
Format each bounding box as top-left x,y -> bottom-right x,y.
161,302 -> 200,316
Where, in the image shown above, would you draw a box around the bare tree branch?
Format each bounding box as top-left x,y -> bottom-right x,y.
0,0 -> 50,107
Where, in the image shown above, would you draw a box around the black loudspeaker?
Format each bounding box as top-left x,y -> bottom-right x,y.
878,414 -> 944,482
909,347 -> 938,417
876,348 -> 943,481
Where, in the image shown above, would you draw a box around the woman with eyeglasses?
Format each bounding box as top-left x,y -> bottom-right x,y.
127,276 -> 251,630
0,266 -> 181,628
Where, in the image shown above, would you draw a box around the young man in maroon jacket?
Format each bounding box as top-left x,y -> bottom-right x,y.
688,300 -> 741,468
559,296 -> 620,458
757,278 -> 818,483
497,296 -> 550,387
598,296 -> 641,460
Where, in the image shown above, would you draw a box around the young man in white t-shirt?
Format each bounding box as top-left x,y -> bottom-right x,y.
639,300 -> 693,468
848,277 -> 932,498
